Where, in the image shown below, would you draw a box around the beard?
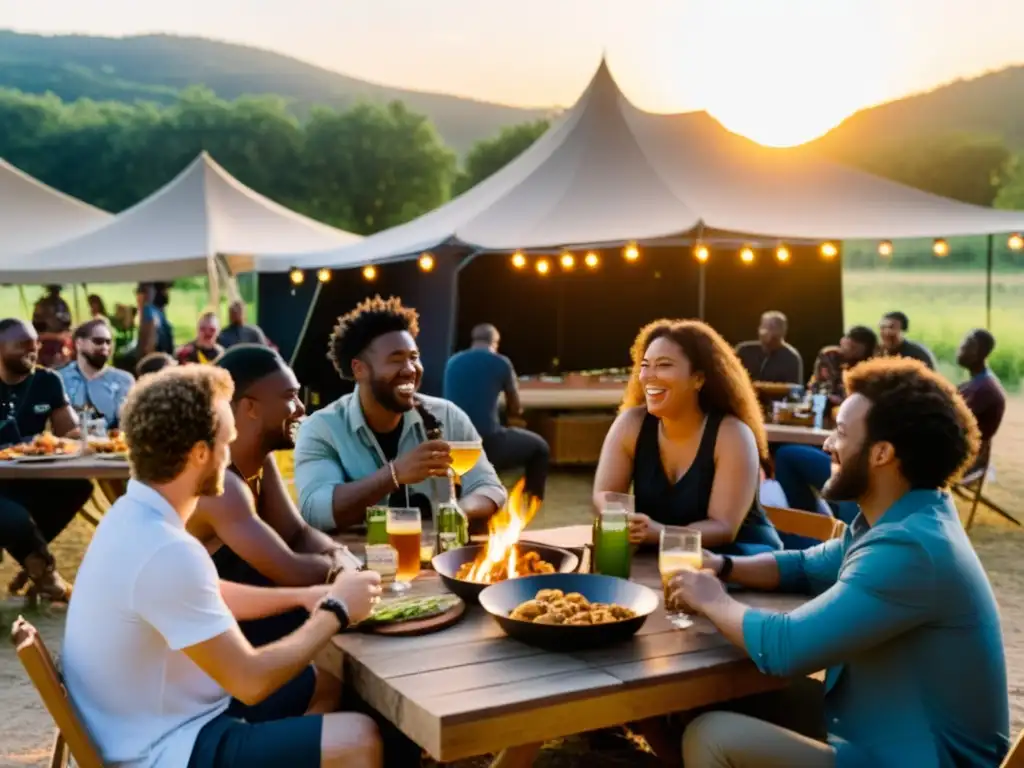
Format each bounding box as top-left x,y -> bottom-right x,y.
83,351 -> 109,369
822,444 -> 871,503
369,370 -> 415,413
195,457 -> 227,497
264,418 -> 301,453
4,355 -> 35,376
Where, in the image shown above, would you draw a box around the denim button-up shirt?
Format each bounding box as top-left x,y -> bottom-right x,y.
743,490 -> 1009,768
59,362 -> 135,428
293,386 -> 507,531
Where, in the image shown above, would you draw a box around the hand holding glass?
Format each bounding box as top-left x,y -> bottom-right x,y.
659,527 -> 702,629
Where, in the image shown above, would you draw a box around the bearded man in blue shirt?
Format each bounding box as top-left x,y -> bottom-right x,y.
672,357 -> 1009,768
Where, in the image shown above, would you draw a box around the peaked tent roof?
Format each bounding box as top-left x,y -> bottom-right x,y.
0,158 -> 112,262
269,59 -> 1024,272
0,153 -> 361,284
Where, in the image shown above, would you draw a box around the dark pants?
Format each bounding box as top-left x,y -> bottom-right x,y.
483,426 -> 550,499
774,446 -> 859,525
0,479 -> 94,563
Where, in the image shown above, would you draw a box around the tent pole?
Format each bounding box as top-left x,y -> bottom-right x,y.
18,286 -> 29,317
290,280 -> 323,368
697,261 -> 706,320
217,255 -> 241,305
986,234 -> 994,330
207,255 -> 221,310
72,284 -> 82,324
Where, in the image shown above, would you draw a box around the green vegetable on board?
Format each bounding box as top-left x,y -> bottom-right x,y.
361,594 -> 460,625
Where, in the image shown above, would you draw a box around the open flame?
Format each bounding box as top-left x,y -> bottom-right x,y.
463,477 -> 542,583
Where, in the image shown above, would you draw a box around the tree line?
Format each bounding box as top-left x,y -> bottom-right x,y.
2,85 -> 1023,263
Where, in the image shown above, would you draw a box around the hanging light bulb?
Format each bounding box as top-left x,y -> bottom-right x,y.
536,258 -> 551,276
623,242 -> 640,262
362,265 -> 377,281
316,268 -> 331,283
559,251 -> 575,270
511,251 -> 527,269
878,241 -> 894,258
775,245 -> 790,263
740,246 -> 755,264
1009,233 -> 1024,251
820,242 -> 838,259
289,267 -> 304,286
933,238 -> 949,257
694,244 -> 710,263
584,251 -> 600,269
418,252 -> 435,272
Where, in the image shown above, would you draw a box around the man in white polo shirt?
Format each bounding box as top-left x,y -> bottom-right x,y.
62,366 -> 383,768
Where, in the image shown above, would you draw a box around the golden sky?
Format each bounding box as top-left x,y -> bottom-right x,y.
8,0 -> 1024,146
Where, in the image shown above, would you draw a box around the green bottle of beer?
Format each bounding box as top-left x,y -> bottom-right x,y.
435,500 -> 469,553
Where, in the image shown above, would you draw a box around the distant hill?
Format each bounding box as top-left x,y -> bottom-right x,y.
811,65 -> 1024,156
0,30 -> 553,153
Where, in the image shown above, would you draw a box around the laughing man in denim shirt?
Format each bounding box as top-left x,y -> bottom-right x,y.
294,296 -> 506,532
671,359 -> 1009,768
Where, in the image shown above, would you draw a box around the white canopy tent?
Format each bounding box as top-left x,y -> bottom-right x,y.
0,158 -> 112,263
1,153 -> 361,295
265,59 -> 1024,272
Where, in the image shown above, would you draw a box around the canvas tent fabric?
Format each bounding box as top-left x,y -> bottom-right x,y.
0,152 -> 360,284
266,59 -> 1024,272
0,158 -> 112,263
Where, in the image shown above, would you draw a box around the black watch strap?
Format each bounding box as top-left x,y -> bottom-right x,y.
718,555 -> 734,581
317,596 -> 351,632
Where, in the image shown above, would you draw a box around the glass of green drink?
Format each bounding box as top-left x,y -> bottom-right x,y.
366,506 -> 389,546
593,492 -> 634,579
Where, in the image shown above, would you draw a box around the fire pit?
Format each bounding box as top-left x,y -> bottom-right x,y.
431,479 -> 580,603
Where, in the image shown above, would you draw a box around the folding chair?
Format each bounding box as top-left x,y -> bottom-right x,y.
10,616 -> 103,768
1001,729 -> 1024,768
764,505 -> 846,543
953,462 -> 1020,531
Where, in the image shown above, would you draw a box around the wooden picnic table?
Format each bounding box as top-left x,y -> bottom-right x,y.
0,456 -> 130,481
332,527 -> 805,765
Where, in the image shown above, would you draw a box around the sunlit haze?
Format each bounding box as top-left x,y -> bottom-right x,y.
6,0 -> 1024,146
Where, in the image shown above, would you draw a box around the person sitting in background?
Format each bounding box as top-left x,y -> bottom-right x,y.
0,319 -> 90,603
879,311 -> 936,369
31,284 -> 73,369
734,311 -> 803,384
294,296 -> 506,533
137,351 -> 178,378
60,318 -> 135,429
593,319 -> 782,555
61,366 -> 384,768
87,294 -> 108,320
808,325 -> 877,402
674,358 -> 1008,768
443,323 -> 549,500
218,300 -> 269,349
957,328 -> 1006,473
178,311 -> 226,365
187,345 -> 358,647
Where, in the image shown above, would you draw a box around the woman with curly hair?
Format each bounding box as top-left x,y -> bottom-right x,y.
593,319 -> 782,555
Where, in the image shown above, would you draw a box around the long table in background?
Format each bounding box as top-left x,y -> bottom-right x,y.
0,457 -> 130,524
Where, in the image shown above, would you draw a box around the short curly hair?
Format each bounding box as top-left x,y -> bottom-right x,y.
328,295 -> 419,379
621,319 -> 768,460
120,366 -> 234,484
844,357 -> 980,488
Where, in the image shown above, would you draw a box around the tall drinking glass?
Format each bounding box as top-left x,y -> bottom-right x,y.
659,527 -> 702,629
593,492 -> 634,578
386,507 -> 422,593
439,440 -> 481,545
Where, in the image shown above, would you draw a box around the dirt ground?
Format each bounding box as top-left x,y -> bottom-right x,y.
3,399 -> 1024,767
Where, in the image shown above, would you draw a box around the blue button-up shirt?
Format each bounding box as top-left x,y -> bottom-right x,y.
743,490 -> 1009,768
293,386 -> 507,531
59,362 -> 135,428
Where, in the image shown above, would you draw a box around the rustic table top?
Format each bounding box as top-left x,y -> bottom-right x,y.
0,456 -> 131,481
332,527 -> 805,762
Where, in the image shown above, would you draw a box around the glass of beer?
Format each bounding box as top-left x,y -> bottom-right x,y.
386,507 -> 422,593
659,526 -> 702,629
443,440 -> 483,506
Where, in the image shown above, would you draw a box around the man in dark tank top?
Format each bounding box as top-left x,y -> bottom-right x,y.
186,345 -> 358,646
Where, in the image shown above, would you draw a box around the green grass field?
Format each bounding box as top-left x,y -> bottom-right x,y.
4,268 -> 1022,386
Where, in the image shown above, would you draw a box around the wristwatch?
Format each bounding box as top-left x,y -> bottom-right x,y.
317,596 -> 351,632
718,554 -> 734,581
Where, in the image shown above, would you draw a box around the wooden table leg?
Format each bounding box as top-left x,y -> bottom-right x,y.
490,743 -> 542,768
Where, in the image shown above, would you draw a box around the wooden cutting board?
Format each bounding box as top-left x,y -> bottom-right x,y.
359,599 -> 467,637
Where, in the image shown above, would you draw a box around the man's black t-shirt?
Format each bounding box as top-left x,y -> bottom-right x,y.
0,368 -> 70,447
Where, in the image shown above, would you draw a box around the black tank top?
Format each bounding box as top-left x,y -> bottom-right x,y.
632,410 -> 780,554
210,464 -> 273,587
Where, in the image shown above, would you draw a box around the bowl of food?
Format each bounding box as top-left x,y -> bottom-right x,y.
478,573 -> 659,650
432,543 -> 579,604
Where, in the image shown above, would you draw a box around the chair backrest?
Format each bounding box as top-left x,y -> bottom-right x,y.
10,616 -> 104,768
1001,729 -> 1024,768
764,505 -> 846,542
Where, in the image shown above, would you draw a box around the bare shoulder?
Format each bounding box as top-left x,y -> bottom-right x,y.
609,406 -> 647,442
717,415 -> 758,451
196,471 -> 254,524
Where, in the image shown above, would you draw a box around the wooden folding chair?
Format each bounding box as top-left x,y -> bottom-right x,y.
1001,729 -> 1024,768
953,462 -> 1020,531
764,505 -> 846,543
10,616 -> 103,768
